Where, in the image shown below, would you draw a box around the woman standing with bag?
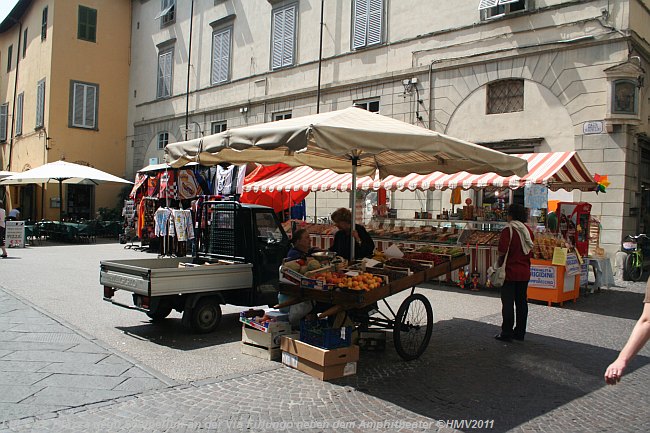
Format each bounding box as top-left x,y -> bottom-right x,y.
495,204 -> 534,342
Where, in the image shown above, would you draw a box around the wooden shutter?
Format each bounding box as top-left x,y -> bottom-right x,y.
212,28 -> 230,84
15,93 -> 23,135
352,0 -> 368,49
367,0 -> 382,46
41,6 -> 48,40
0,104 -> 7,142
85,85 -> 96,128
158,50 -> 172,97
271,8 -> 284,69
36,79 -> 45,128
282,6 -> 295,67
73,83 -> 85,126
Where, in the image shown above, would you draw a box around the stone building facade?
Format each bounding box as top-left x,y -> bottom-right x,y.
127,0 -> 650,256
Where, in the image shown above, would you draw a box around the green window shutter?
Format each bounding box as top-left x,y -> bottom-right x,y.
88,8 -> 97,42
41,6 -> 48,40
0,104 -> 7,142
85,85 -> 96,128
15,93 -> 23,135
36,79 -> 45,128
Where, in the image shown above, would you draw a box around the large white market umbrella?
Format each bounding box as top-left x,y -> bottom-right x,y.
0,171 -> 18,179
166,106 -> 528,258
1,160 -> 132,221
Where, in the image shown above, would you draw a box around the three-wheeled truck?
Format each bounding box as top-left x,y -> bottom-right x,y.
101,201 -> 290,333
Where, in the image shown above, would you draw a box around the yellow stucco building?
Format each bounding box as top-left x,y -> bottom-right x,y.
0,0 -> 130,221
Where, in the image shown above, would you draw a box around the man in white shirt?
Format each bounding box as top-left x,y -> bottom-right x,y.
7,207 -> 20,221
0,200 -> 8,258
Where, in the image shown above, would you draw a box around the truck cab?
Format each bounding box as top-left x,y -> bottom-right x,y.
101,201 -> 290,333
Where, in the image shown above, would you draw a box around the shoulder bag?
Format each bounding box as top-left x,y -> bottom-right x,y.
490,224 -> 513,288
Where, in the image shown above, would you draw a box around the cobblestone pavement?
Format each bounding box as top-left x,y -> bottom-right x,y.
1,273 -> 649,433
0,288 -> 173,425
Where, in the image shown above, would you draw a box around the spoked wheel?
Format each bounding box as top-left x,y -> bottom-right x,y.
624,254 -> 643,282
393,293 -> 433,361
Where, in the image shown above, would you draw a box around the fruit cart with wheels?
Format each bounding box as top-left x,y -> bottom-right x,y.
277,254 -> 470,361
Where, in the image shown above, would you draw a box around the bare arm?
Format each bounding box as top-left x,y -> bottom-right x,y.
604,302 -> 650,384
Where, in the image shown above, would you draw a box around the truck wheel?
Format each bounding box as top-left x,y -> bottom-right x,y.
146,305 -> 173,322
190,298 -> 222,333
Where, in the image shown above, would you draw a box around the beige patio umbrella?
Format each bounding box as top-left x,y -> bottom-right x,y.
165,106 -> 528,258
1,161 -> 132,221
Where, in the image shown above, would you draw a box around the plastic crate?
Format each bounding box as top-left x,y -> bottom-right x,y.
299,318 -> 352,350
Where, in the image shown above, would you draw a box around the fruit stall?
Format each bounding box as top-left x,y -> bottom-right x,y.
276,251 -> 470,361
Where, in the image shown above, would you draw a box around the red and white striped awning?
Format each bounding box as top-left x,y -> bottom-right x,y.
243,152 -> 596,193
379,152 -> 597,192
243,165 -> 377,193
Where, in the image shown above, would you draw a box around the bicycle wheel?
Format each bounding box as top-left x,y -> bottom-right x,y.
393,294 -> 433,361
625,253 -> 643,282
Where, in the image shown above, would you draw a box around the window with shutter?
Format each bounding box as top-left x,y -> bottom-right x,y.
352,0 -> 383,49
41,6 -> 48,40
271,4 -> 296,70
211,27 -> 231,85
15,93 -> 23,136
36,79 -> 45,128
78,6 -> 97,42
0,104 -> 7,142
6,45 -> 12,72
71,81 -> 98,129
23,28 -> 28,58
158,132 -> 169,150
481,0 -> 531,19
157,49 -> 173,98
160,0 -> 176,27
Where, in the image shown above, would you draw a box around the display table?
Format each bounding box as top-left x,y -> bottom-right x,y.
528,258 -> 580,306
587,257 -> 615,292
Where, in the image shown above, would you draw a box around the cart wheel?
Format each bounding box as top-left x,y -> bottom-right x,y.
393,294 -> 433,361
190,298 -> 222,334
624,254 -> 643,282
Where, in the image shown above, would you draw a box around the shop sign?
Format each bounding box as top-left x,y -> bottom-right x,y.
524,184 -> 548,209
583,121 -> 603,134
6,221 -> 25,248
580,263 -> 589,286
530,265 -> 556,289
565,253 -> 581,276
551,247 -> 568,266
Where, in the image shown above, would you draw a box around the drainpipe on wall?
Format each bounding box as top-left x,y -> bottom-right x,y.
184,0 -> 195,141
6,20 -> 22,174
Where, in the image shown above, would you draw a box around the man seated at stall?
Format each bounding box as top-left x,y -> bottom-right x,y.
329,207 -> 375,261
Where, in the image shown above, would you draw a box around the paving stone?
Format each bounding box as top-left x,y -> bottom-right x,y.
0,386 -> 43,404
0,341 -> 77,352
95,354 -> 135,366
0,331 -> 21,342
35,374 -> 127,390
0,360 -> 52,372
0,371 -> 50,386
119,367 -> 154,379
12,332 -> 87,344
2,350 -> 106,364
65,342 -> 108,354
20,387 -> 136,408
38,362 -> 130,377
112,377 -> 165,392
8,324 -> 74,333
0,402 -> 70,423
0,350 -> 11,359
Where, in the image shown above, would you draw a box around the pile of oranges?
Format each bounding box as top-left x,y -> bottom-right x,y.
312,271 -> 385,291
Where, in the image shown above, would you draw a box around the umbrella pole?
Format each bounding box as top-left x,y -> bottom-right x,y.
350,158 -> 358,261
314,191 -> 317,223
59,179 -> 63,221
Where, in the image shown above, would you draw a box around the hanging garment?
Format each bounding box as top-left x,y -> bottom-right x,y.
154,207 -> 174,237
216,165 -> 236,195
172,209 -> 195,242
178,169 -> 200,199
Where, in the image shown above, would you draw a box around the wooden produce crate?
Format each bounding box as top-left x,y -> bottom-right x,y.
240,325 -> 296,361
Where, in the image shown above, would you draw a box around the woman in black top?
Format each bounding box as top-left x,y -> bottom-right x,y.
329,207 -> 375,261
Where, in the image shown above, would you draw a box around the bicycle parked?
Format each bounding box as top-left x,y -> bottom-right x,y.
622,234 -> 649,281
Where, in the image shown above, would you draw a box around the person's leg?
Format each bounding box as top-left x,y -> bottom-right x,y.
499,282 -> 515,338
0,227 -> 7,257
513,281 -> 529,340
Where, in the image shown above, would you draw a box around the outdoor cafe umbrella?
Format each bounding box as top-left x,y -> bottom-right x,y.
165,106 -> 529,258
0,160 -> 132,221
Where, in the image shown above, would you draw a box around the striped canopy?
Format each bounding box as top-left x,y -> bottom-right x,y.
243,152 -> 596,192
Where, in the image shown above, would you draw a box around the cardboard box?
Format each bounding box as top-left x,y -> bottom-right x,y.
280,336 -> 359,367
241,343 -> 281,361
239,316 -> 292,333
242,326 -> 293,349
281,352 -> 357,381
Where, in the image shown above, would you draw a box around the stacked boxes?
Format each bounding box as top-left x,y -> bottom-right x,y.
240,312 -> 293,361
280,336 -> 359,381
